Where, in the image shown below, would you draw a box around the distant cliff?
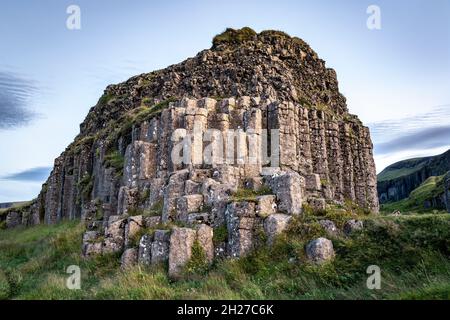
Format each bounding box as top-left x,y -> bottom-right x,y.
377,149 -> 450,204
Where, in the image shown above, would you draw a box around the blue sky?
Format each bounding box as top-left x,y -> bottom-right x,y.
0,0 -> 449,202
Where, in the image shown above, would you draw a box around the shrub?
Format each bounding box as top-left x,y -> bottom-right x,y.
184,241 -> 209,277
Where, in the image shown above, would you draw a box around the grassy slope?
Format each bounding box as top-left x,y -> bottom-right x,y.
0,213 -> 449,300
381,174 -> 446,213
377,157 -> 430,182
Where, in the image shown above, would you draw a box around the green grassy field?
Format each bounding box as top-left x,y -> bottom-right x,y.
0,212 -> 449,300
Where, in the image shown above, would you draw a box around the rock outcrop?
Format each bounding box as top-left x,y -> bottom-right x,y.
1,28 -> 380,275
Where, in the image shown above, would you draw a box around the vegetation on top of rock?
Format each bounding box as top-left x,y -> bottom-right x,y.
230,186 -> 272,202
212,27 -> 257,48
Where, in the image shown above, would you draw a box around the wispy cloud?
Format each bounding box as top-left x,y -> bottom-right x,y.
369,104 -> 450,155
375,125 -> 450,155
1,167 -> 52,182
0,71 -> 39,129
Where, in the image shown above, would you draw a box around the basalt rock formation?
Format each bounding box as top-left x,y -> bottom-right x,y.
0,28 -> 379,275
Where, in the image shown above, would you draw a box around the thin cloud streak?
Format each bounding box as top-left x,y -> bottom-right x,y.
0,71 -> 40,129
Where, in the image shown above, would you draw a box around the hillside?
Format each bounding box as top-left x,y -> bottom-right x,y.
380,172 -> 450,213
378,149 -> 450,203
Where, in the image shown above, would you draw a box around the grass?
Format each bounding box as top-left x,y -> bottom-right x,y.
230,186 -> 272,202
0,213 -> 449,300
381,174 -> 447,213
377,157 -> 432,182
104,150 -> 125,178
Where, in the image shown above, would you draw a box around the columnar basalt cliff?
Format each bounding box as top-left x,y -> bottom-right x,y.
0,28 -> 379,274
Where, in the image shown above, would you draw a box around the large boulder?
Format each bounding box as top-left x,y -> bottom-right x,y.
306,237 -> 335,263
264,213 -> 292,245
267,171 -> 304,215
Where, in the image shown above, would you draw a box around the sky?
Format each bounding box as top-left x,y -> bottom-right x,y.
0,0 -> 449,202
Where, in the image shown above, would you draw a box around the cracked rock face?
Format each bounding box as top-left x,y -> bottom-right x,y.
4,28 -> 381,276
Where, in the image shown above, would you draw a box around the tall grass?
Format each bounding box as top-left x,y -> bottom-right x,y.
0,214 -> 449,300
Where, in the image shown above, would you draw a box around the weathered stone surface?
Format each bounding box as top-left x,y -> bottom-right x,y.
184,180 -> 201,195
306,237 -> 335,263
121,248 -> 138,270
306,174 -> 322,191
82,231 -> 102,257
267,171 -> 304,215
151,230 -> 171,265
176,194 -> 204,221
264,213 -> 292,244
124,215 -> 144,248
319,219 -> 338,237
187,213 -> 210,225
103,218 -> 126,253
143,215 -> 162,228
196,224 -> 214,263
168,227 -> 197,278
163,170 -> 189,222
343,219 -> 364,236
5,211 -> 21,229
308,198 -> 326,212
117,186 -> 139,215
124,141 -> 157,188
138,234 -> 153,265
225,201 -> 261,258
256,195 -> 277,217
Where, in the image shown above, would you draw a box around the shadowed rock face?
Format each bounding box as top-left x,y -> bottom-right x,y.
2,28 -> 379,271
